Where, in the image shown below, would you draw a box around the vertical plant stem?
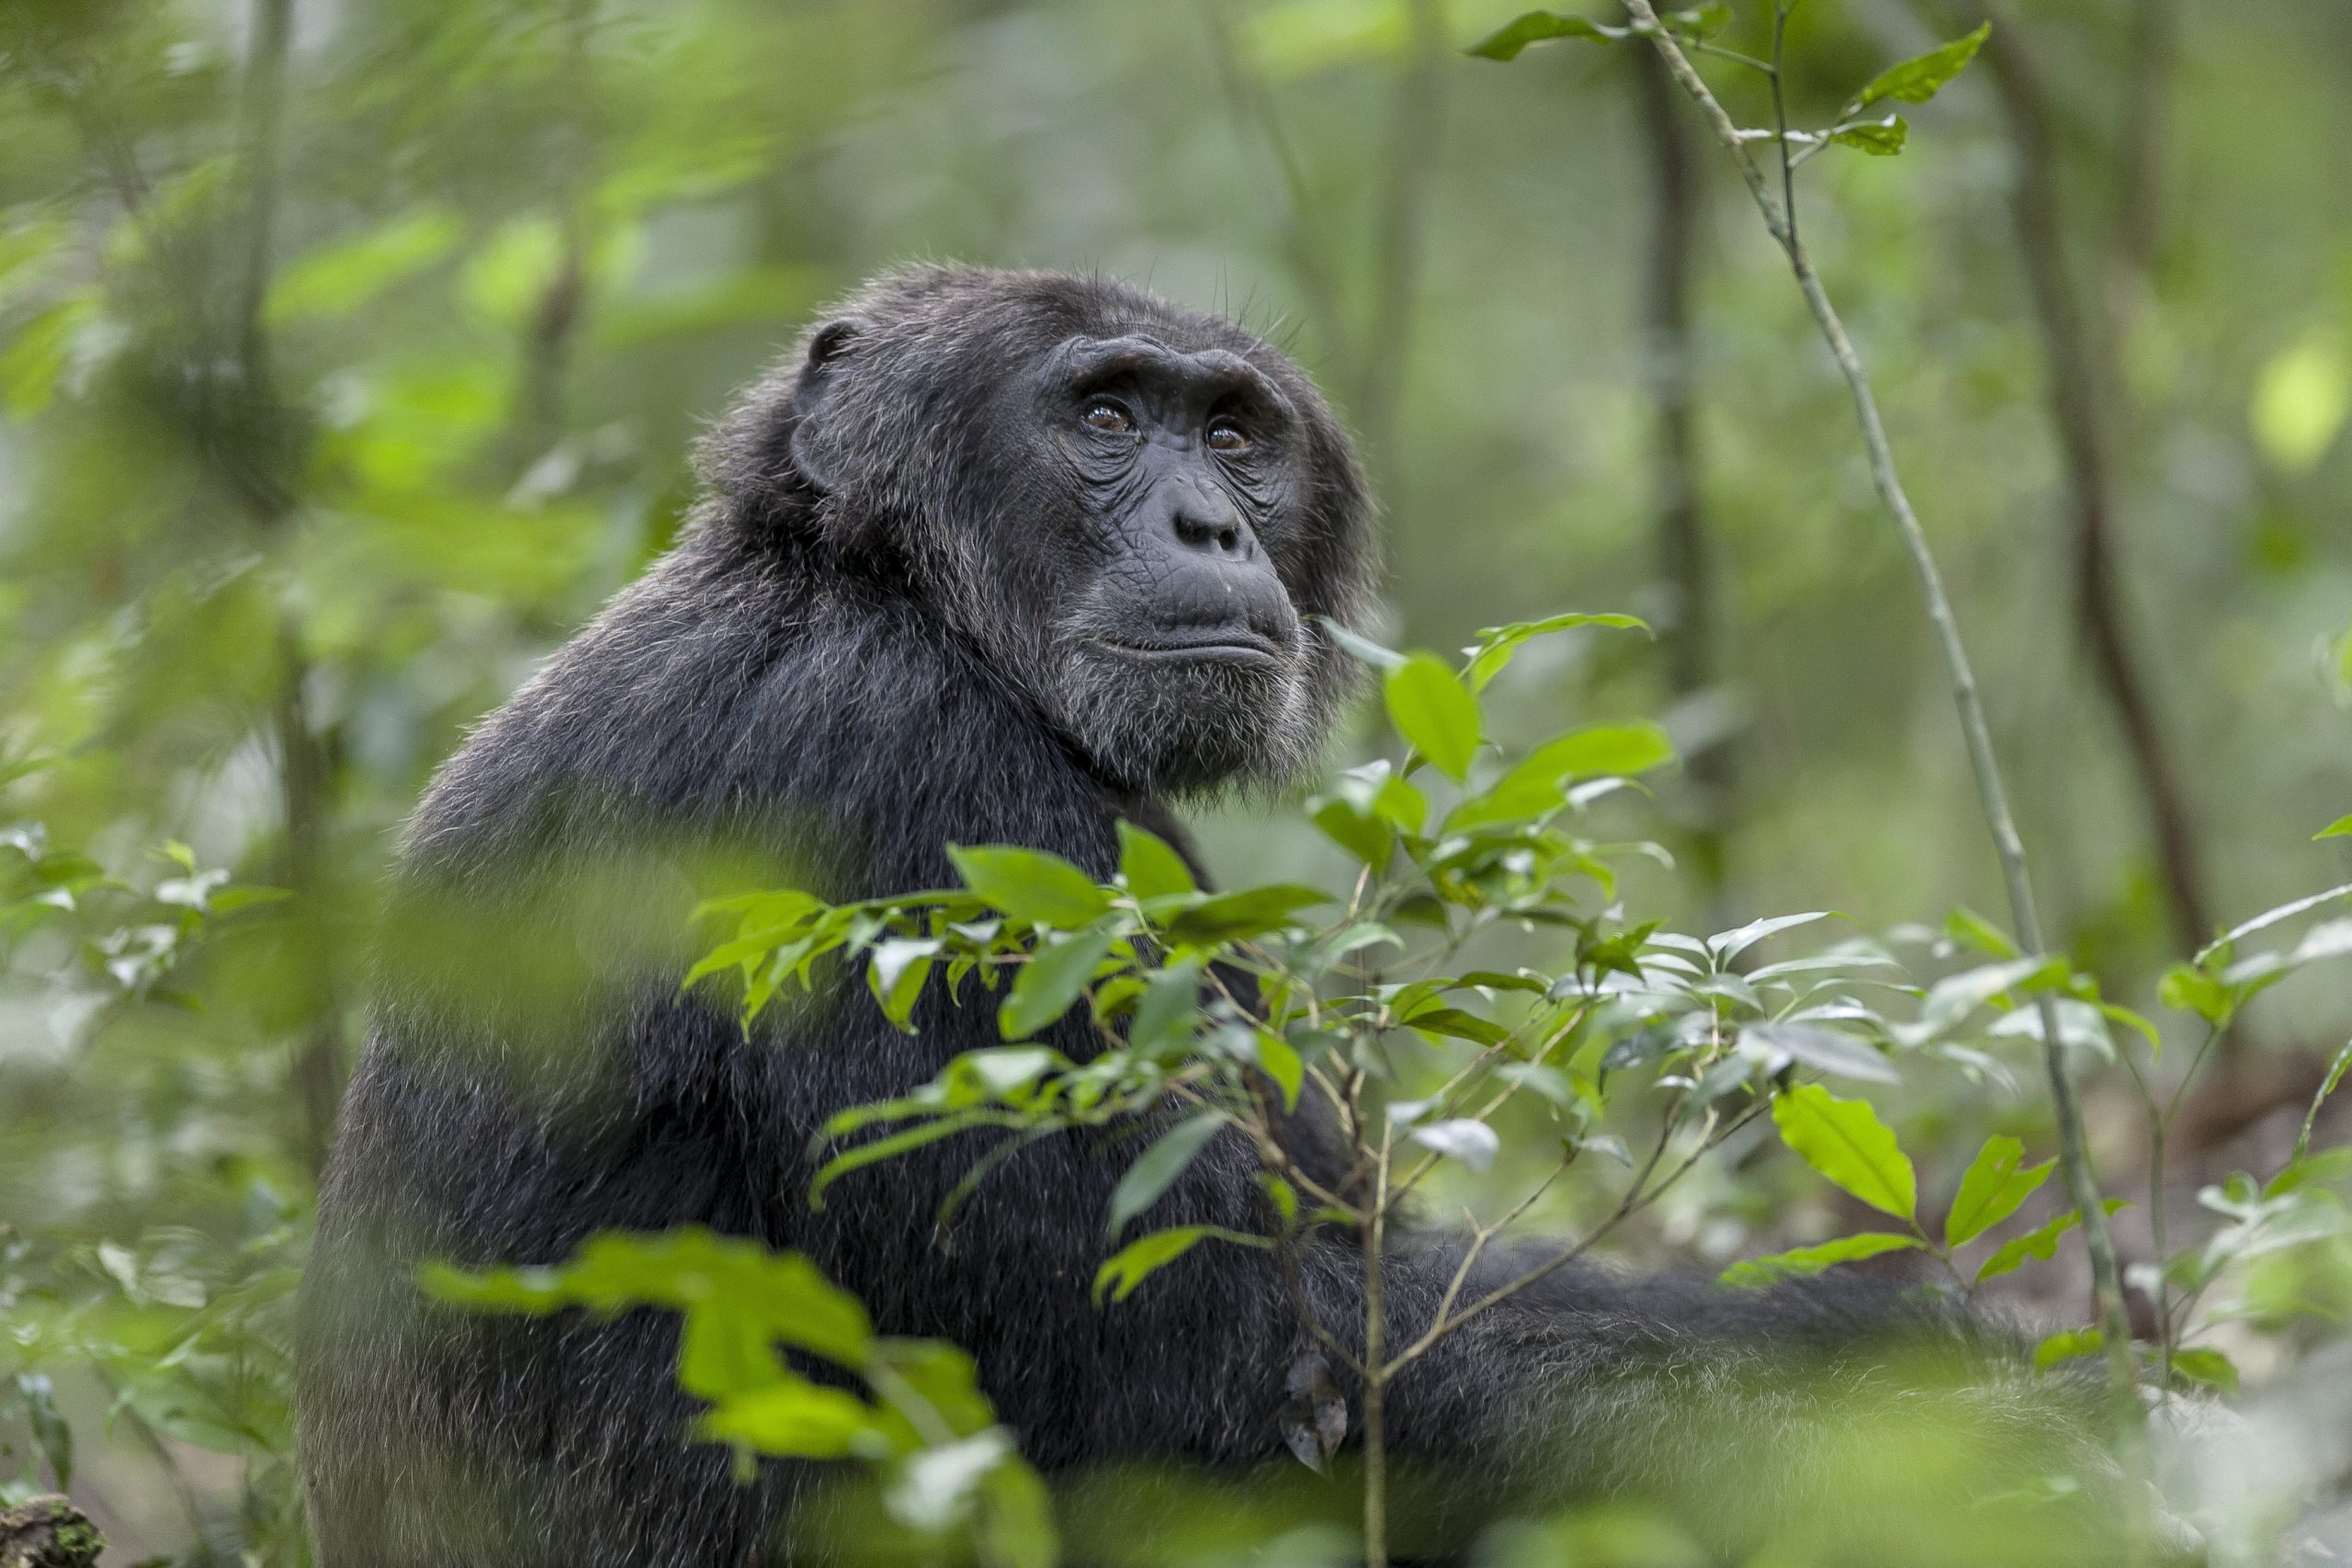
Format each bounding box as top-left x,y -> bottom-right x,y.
1618,0 -> 2141,1424
1360,1128 -> 1393,1568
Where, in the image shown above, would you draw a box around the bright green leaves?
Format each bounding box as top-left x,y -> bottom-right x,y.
1116,822 -> 1196,902
1464,612 -> 1648,691
2032,1326 -> 2104,1371
2318,816 -> 2352,841
426,1229 -> 1055,1564
1976,1202 -> 2124,1285
424,1226 -> 875,1390
1000,931 -> 1114,1042
1385,653 -> 1481,782
1465,6 -> 1725,61
1828,118 -> 1908,156
1446,723 -> 1675,833
1771,1083 -> 1917,1224
1091,1224 -> 1267,1304
1944,1136 -> 2055,1248
950,845 -> 1112,928
1844,23 -> 1990,114
1720,1231 -> 1920,1289
1465,10 -> 1623,59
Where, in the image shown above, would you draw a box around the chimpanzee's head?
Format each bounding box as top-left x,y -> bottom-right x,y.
703,265 -> 1378,796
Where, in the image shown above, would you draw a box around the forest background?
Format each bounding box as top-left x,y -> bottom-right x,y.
2,0 -> 2349,1561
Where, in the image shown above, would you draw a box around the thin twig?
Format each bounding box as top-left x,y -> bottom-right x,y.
1619,0 -> 2142,1429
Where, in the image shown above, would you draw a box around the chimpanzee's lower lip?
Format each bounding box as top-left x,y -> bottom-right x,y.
1100,637 -> 1283,668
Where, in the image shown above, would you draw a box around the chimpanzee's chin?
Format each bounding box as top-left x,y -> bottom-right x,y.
1062,652 -> 1308,796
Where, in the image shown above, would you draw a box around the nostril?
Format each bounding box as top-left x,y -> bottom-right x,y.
1216,524 -> 1241,556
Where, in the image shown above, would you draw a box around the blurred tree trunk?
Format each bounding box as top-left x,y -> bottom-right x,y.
1352,0 -> 1448,485
1951,2 -> 2215,964
1634,48 -> 1728,909
233,0 -> 345,1170
513,0 -> 599,468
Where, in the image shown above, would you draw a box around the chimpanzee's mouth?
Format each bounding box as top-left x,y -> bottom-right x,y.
1099,630 -> 1284,669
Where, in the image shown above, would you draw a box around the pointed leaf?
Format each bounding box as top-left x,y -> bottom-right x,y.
1466,10 -> 1624,61
1771,1083 -> 1917,1223
1385,653 -> 1482,781
1719,1232 -> 1920,1288
1847,23 -> 1989,112
1000,931 -> 1114,1041
1117,822 -> 1196,901
1943,1136 -> 2056,1247
1107,1114 -> 1227,1237
949,845 -> 1111,928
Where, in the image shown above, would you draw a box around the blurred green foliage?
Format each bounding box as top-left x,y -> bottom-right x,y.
0,0 -> 2348,1561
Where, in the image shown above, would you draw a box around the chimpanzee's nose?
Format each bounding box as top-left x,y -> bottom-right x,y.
1170,480 -> 1253,560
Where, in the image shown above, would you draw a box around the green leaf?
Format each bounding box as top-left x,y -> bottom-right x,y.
999,931 -> 1114,1041
2032,1327 -> 2103,1371
1311,795 -> 1395,867
1093,1225 -> 1226,1303
1464,611 -> 1648,690
1942,907 -> 2020,959
1847,22 -> 1990,112
1165,885 -> 1328,944
1250,1029 -> 1305,1112
2169,1347 -> 2240,1395
1973,1201 -> 2125,1283
1317,616 -> 1407,671
2158,962 -> 2236,1025
1404,1006 -> 1512,1047
700,1376 -> 877,1457
976,1457 -> 1060,1568
1829,117 -> 1908,156
422,1226 -> 874,1375
1448,723 -> 1675,833
1117,821 -> 1197,901
867,938 -> 939,1033
1771,1083 -> 1917,1223
2318,816 -> 2352,841
948,844 -> 1112,928
1106,1114 -> 1226,1236
1741,1021 -> 1898,1084
1521,722 -> 1677,784
1944,1136 -> 2056,1247
1719,1232 -> 1921,1288
1129,958 -> 1205,1058
1466,9 -> 1624,60
1385,653 -> 1482,781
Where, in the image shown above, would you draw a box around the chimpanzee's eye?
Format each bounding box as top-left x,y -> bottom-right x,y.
1082,401 -> 1133,434
1205,418 -> 1252,454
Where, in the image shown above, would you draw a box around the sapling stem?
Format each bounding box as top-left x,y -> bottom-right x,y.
1617,0 -> 2142,1426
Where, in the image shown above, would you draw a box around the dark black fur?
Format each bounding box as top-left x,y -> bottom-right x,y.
298,267 -> 2101,1566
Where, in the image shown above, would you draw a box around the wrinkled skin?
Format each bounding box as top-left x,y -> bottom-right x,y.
297,266 -> 2117,1568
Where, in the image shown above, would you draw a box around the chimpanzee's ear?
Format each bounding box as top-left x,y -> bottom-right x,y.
788,316 -> 872,495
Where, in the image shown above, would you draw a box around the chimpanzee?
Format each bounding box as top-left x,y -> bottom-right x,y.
297,266 -> 2111,1566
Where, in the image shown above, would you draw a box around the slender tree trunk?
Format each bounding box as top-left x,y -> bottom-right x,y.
514,0 -> 597,467
1352,0 -> 1448,480
1633,47 -> 1728,908
1965,5 -> 2215,961
234,0 -> 344,1170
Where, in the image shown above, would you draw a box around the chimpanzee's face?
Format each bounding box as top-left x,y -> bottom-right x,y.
779,270 -> 1374,796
